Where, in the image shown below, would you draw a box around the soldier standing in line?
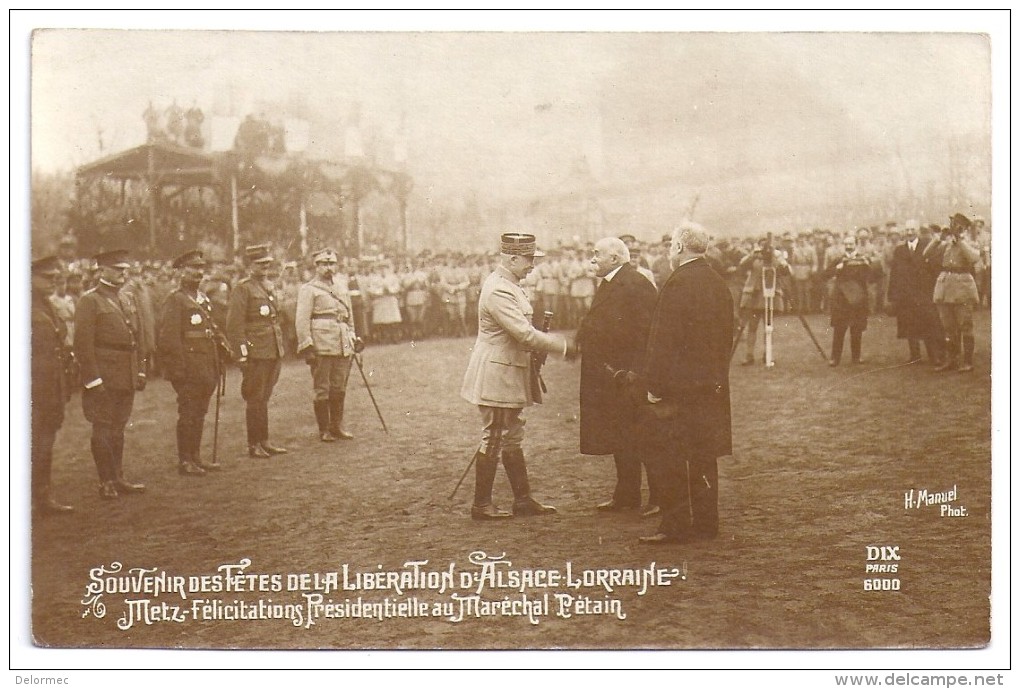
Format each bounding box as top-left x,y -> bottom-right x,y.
295,248 -> 362,442
31,256 -> 74,514
73,250 -> 147,499
928,213 -> 982,373
226,244 -> 288,458
157,250 -> 227,476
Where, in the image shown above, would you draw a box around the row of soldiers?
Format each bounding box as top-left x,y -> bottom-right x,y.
30,243 -> 365,514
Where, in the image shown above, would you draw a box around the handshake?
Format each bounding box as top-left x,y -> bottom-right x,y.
564,336 -> 580,362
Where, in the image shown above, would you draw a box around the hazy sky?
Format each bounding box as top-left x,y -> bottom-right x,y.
30,28 -> 990,172
17,11 -> 1005,238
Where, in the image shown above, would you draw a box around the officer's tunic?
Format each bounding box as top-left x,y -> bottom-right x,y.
226,276 -> 285,446
158,289 -> 221,462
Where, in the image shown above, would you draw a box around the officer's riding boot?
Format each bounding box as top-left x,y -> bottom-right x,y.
502,447 -> 556,516
959,335 -> 975,372
314,400 -> 336,442
192,424 -> 220,471
177,424 -> 205,476
935,337 -> 959,372
470,450 -> 511,520
112,434 -> 145,493
247,406 -> 270,456
35,484 -> 73,515
328,392 -> 354,440
260,407 -> 288,455
178,452 -> 206,476
92,433 -> 118,499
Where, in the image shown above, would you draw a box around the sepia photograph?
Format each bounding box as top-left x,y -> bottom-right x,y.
13,9 -> 1009,681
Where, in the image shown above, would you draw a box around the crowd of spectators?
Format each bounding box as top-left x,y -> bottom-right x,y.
44,214 -> 992,378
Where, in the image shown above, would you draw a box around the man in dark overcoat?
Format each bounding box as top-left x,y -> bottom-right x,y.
638,222 -> 733,545
576,236 -> 658,514
887,219 -> 945,365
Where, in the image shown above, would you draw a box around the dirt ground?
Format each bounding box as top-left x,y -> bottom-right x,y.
27,310 -> 993,653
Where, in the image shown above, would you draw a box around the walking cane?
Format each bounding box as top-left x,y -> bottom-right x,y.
450,407 -> 505,500
212,362 -> 225,465
354,353 -> 389,433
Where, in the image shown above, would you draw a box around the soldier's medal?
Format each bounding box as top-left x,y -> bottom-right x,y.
190,313 -> 203,325
260,304 -> 271,316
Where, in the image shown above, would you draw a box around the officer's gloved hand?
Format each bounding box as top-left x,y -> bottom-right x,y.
303,349 -> 317,366
353,337 -> 365,354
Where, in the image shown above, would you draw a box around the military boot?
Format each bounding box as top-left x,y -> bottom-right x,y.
328,392 -> 354,440
34,486 -> 73,515
470,450 -> 511,520
958,335 -> 975,372
502,447 -> 556,516
110,433 -> 145,493
935,337 -> 959,372
314,400 -> 336,441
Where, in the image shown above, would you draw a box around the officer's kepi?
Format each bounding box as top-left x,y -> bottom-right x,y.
93,249 -> 131,269
172,250 -> 207,270
244,243 -> 274,264
313,248 -> 338,264
500,233 -> 545,257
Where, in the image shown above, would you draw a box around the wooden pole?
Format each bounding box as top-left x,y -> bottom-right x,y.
231,173 -> 239,256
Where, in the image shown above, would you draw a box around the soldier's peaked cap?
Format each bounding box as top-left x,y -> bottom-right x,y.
500,233 -> 545,257
312,247 -> 338,263
32,255 -> 62,275
244,243 -> 274,263
172,250 -> 206,269
93,249 -> 131,268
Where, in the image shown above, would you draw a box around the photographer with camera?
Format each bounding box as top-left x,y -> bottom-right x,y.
736,235 -> 789,366
823,236 -> 872,366
926,213 -> 981,372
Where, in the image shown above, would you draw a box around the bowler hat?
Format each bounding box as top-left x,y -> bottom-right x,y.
950,213 -> 972,231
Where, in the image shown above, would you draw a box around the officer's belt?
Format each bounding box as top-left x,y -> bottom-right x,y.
183,331 -> 213,339
941,268 -> 974,274
96,342 -> 136,352
311,313 -> 339,320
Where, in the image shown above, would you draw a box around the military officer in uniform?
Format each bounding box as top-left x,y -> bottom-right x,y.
227,244 -> 288,457
157,250 -> 227,476
295,247 -> 362,442
928,213 -> 982,372
73,249 -> 147,499
460,233 -> 577,520
31,256 -> 74,514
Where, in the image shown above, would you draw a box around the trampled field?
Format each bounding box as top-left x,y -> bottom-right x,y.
28,310 -> 993,653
